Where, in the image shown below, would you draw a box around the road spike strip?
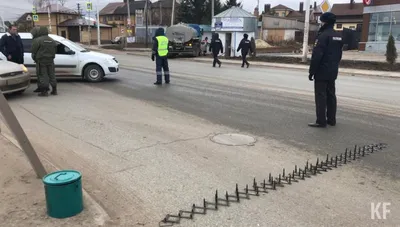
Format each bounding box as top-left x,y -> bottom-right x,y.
161,143 -> 387,225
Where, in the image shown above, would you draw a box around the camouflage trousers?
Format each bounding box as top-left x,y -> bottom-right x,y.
37,62 -> 57,90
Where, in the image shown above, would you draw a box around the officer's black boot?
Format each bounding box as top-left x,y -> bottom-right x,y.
50,86 -> 58,95
38,88 -> 49,97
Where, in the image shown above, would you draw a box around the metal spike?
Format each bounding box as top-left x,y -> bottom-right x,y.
295,165 -> 298,173
292,170 -> 296,179
362,147 -> 365,156
283,169 -> 286,178
288,174 -> 291,184
245,184 -> 249,195
235,184 -> 239,202
301,170 -> 305,179
330,157 -> 334,165
314,165 -> 318,174
358,147 -> 361,156
353,149 -> 356,160
340,153 -> 343,161
225,191 -> 229,206
335,156 -> 338,168
304,166 -> 307,174
306,160 -> 309,170
269,173 -> 272,182
253,178 -> 256,188
215,190 -> 218,209
255,183 -> 259,196
263,179 -> 266,189
278,174 -> 281,184
191,204 -> 195,219
203,198 -> 207,212
326,154 -> 329,164
298,168 -> 302,177
371,146 -> 374,153
316,158 -> 319,167
272,180 -> 276,190
354,145 -> 357,153
344,151 -> 347,164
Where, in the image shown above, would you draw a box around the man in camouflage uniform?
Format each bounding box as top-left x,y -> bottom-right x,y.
31,26 -> 57,96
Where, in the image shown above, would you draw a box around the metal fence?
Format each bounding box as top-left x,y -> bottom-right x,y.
134,26 -> 167,44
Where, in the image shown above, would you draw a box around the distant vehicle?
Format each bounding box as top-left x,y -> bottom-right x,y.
0,58 -> 30,95
111,36 -> 122,44
166,23 -> 202,57
0,32 -> 120,82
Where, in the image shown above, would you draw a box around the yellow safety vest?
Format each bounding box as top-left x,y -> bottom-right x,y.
156,36 -> 169,57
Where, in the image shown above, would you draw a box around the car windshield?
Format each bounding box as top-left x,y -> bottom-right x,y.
62,39 -> 90,52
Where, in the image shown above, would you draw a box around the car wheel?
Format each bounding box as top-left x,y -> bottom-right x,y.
83,64 -> 104,82
14,89 -> 25,95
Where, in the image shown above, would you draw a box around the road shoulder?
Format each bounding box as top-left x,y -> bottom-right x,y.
0,132 -> 109,227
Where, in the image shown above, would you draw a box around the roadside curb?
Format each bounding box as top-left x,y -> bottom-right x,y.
124,52 -> 400,78
0,127 -> 110,226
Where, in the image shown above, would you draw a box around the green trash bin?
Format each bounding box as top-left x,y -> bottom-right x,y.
43,170 -> 84,218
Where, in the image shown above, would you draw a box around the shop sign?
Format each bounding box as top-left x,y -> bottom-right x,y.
363,0 -> 373,6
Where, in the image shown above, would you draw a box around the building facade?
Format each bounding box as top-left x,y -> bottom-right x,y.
360,0 -> 400,52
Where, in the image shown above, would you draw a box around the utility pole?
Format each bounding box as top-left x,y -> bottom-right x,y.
145,0 -> 149,47
77,3 -> 82,42
88,0 -> 92,46
96,0 -> 100,46
160,0 -> 162,25
302,0 -> 311,62
171,0 -> 175,26
125,0 -> 131,48
211,0 -> 214,24
47,0 -> 52,33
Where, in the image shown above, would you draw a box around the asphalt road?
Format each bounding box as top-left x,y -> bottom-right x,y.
96,53 -> 400,175
2,53 -> 400,227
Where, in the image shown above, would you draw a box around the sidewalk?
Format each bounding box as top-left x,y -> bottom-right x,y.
0,123 -> 109,226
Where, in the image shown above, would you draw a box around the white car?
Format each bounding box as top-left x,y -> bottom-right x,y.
0,59 -> 30,94
0,33 -> 119,82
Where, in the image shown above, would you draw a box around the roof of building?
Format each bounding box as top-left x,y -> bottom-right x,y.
99,2 -> 125,15
286,11 -> 306,21
152,0 -> 176,8
58,18 -> 112,28
37,4 -> 78,14
271,4 -> 294,11
114,0 -> 151,15
214,6 -> 255,18
331,3 -> 364,16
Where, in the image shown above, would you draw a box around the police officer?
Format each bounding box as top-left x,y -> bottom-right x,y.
31,26 -> 57,97
152,27 -> 170,85
209,33 -> 223,67
308,12 -> 343,128
237,33 -> 253,68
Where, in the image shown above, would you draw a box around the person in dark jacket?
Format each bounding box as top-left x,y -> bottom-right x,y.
0,25 -> 24,64
237,33 -> 253,68
209,33 -> 223,67
308,12 -> 343,128
151,27 -> 170,85
31,26 -> 57,97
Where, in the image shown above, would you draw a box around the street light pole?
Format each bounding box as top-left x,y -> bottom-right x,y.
96,0 -> 101,46
171,0 -> 175,26
302,0 -> 311,62
125,0 -> 131,48
211,0 -> 214,23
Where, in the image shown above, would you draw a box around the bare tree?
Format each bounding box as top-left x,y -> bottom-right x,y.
58,0 -> 67,6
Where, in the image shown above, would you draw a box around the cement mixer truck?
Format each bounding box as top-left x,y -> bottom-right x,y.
166,23 -> 202,57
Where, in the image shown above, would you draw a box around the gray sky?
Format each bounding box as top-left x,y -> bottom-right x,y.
1,0 -> 362,21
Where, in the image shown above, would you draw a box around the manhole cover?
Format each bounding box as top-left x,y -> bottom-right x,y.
211,133 -> 256,146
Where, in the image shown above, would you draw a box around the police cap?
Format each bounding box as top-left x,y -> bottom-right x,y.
320,12 -> 336,25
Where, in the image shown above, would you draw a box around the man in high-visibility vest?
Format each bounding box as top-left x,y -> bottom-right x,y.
151,28 -> 170,85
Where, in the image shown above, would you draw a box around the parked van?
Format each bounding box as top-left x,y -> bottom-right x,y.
0,32 -> 119,82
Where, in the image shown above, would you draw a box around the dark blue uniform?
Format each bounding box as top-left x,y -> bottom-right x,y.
237,34 -> 253,68
209,33 -> 223,67
308,12 -> 343,128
